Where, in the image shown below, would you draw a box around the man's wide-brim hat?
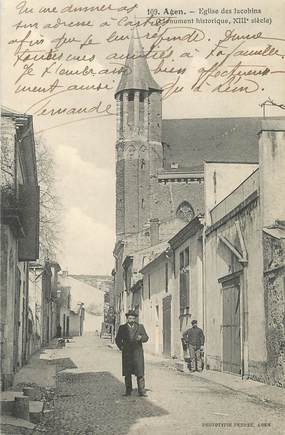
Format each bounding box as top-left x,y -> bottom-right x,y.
191,319 -> 198,325
125,310 -> 138,317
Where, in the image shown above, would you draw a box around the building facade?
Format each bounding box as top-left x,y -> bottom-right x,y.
41,261 -> 61,345
1,107 -> 39,389
113,31 -> 263,330
69,303 -> 85,337
28,263 -> 44,356
58,273 -> 105,335
113,31 -> 214,330
57,275 -> 71,338
139,251 -> 173,357
205,120 -> 285,385
112,31 -> 285,387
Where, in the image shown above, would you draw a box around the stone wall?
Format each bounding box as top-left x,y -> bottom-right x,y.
263,233 -> 285,386
0,224 -> 28,389
148,92 -> 162,143
259,121 -> 285,386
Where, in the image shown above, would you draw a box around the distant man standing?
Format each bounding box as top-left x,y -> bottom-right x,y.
115,310 -> 149,396
182,320 -> 205,372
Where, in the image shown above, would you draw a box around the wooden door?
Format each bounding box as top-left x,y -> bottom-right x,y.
222,281 -> 241,374
162,295 -> 172,356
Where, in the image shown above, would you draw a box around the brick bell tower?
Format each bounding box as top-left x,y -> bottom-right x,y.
115,29 -> 163,241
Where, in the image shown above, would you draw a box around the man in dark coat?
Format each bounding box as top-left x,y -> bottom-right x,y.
115,310 -> 149,396
182,320 -> 205,372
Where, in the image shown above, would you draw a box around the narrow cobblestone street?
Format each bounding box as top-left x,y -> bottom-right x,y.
27,335 -> 284,435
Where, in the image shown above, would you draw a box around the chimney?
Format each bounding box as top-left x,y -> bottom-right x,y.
150,218 -> 160,246
259,120 -> 285,227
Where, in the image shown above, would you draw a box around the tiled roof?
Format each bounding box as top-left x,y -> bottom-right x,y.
134,241 -> 169,273
115,28 -> 161,95
162,117 -> 271,169
168,216 -> 204,250
1,106 -> 28,117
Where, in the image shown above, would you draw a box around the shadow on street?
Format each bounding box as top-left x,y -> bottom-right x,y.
41,370 -> 168,435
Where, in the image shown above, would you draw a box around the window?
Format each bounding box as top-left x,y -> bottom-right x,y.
185,247 -> 189,266
139,92 -> 145,122
126,145 -> 135,158
179,252 -> 184,270
128,91 -> 134,101
176,201 -> 194,222
179,247 -> 190,312
128,91 -> 134,124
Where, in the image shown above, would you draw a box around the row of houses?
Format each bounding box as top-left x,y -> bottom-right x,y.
1,107 -> 40,390
111,30 -> 285,387
0,107 -> 85,391
29,266 -> 85,348
58,272 -> 107,335
114,121 -> 285,387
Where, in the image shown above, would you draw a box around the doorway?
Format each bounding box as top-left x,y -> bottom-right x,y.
222,277 -> 241,374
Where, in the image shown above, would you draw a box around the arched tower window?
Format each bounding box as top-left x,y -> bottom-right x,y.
126,144 -> 135,159
176,201 -> 194,222
139,91 -> 145,123
128,91 -> 134,124
128,91 -> 134,101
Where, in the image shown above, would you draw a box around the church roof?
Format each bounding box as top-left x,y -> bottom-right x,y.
115,28 -> 161,95
162,117 -> 269,169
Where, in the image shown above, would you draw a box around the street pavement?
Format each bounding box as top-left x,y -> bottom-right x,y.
26,334 -> 284,435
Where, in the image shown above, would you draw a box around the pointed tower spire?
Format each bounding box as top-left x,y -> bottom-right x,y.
115,28 -> 161,95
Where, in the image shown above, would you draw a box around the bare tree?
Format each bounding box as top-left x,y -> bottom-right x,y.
0,128 -> 15,192
1,123 -> 62,261
35,136 -> 63,261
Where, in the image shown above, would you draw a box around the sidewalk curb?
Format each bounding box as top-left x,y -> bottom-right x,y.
190,371 -> 285,410
0,415 -> 36,430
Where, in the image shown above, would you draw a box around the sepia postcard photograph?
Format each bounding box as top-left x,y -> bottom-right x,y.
0,0 -> 285,433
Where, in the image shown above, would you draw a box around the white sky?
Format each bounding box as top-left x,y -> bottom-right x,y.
2,0 -> 285,274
